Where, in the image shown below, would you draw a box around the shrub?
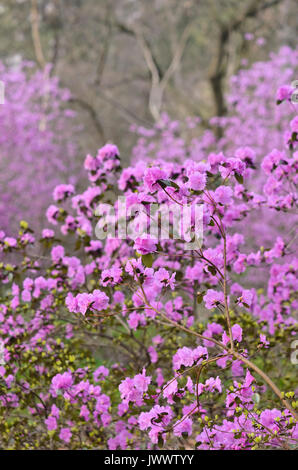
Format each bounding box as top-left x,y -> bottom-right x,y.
0,79 -> 297,450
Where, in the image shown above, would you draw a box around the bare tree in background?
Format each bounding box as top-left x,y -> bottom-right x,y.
0,0 -> 296,159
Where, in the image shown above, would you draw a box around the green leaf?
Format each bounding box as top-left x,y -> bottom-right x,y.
191,190 -> 204,195
208,265 -> 217,276
157,434 -> 164,449
142,253 -> 153,268
20,220 -> 29,230
157,179 -> 180,191
5,264 -> 14,272
235,173 -> 243,184
144,398 -> 155,406
197,291 -> 205,304
75,239 -> 82,251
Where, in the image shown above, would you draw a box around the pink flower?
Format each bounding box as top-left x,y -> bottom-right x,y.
119,370 -> 151,405
22,290 -> 31,302
173,417 -> 192,437
134,237 -> 157,254
244,33 -> 254,40
152,335 -> 164,346
84,154 -> 98,171
154,268 -> 176,290
163,378 -> 178,399
147,346 -> 158,363
50,405 -> 60,419
80,405 -> 90,421
101,267 -> 122,286
45,416 -> 57,431
92,290 -> 109,311
203,322 -> 224,347
143,167 -> 166,192
46,205 -> 60,225
235,147 -> 256,166
76,293 -> 94,315
233,254 -> 246,274
192,346 -> 208,363
232,324 -> 243,342
93,366 -> 109,382
65,293 -> 77,313
188,171 -> 207,191
173,347 -> 194,370
290,116 -> 298,133
260,334 -> 269,348
214,186 -> 233,205
4,237 -> 17,247
222,324 -> 243,345
203,289 -> 225,310
97,143 -> 119,160
119,377 -> 134,402
42,229 -> 54,238
243,370 -> 255,388
260,409 -> 281,430
59,427 -> 72,443
236,289 -> 253,307
67,290 -> 109,315
261,149 -> 283,174
219,158 -> 246,179
257,37 -> 266,46
204,376 -> 222,393
51,372 -> 73,391
173,346 -> 208,370
51,245 -> 65,264
53,184 -> 74,202
128,312 -> 145,330
276,85 -> 293,102
133,369 -> 151,393
138,405 -> 173,433
208,151 -> 226,172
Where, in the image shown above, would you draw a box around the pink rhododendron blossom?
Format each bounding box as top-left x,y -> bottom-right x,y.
276,85 -> 293,102
144,167 -> 166,192
134,237 -> 157,254
290,116 -> 298,133
0,58 -> 297,451
203,290 -> 225,309
59,428 -> 72,443
53,184 -> 74,202
214,186 -> 233,205
188,171 -> 207,191
173,346 -> 208,370
236,289 -> 253,307
45,416 -> 57,431
51,372 -> 73,392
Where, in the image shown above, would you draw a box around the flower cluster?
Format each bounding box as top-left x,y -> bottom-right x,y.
0,54 -> 297,451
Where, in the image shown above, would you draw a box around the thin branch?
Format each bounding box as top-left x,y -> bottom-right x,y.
30,0 -> 46,69
68,97 -> 106,142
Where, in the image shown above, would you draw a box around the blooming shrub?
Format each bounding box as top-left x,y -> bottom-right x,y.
130,47 -> 298,252
0,75 -> 297,450
0,61 -> 78,233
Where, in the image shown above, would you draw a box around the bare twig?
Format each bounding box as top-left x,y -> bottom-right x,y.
30,0 -> 46,69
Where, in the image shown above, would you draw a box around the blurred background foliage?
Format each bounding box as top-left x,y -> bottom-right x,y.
0,0 -> 297,161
